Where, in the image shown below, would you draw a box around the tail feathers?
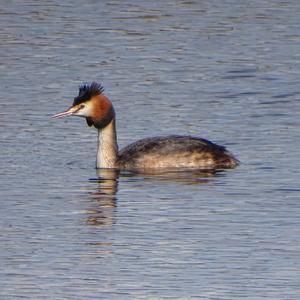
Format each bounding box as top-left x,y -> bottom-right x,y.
215,150 -> 240,169
224,151 -> 240,168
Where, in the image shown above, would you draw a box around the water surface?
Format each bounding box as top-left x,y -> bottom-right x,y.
1,0 -> 300,299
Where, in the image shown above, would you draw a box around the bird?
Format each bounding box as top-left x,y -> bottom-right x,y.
51,82 -> 239,170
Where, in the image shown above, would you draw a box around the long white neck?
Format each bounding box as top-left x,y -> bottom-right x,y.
96,119 -> 118,168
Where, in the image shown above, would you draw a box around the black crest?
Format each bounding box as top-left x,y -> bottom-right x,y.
73,82 -> 104,106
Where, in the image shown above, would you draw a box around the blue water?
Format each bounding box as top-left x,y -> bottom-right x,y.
1,0 -> 300,299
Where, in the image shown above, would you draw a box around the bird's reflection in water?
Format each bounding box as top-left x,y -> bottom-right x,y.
85,168 -> 225,226
120,168 -> 223,185
87,168 -> 119,226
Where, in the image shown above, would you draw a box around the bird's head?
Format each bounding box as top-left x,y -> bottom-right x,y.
51,82 -> 115,129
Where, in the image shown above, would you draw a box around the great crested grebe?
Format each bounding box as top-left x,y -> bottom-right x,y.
52,82 -> 239,170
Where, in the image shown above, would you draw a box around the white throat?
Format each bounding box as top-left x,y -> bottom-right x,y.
96,119 -> 118,168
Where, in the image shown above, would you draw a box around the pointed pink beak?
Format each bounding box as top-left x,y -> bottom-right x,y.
51,107 -> 75,119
